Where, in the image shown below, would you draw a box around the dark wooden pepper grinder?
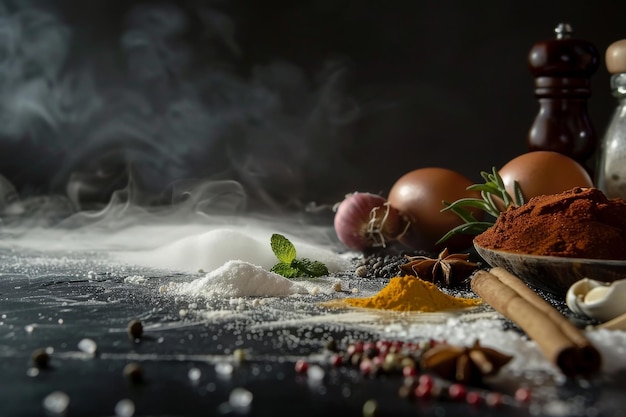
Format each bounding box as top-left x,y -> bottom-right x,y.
527,23 -> 600,172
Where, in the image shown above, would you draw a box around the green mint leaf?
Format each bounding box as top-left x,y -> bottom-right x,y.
270,262 -> 300,278
269,233 -> 330,278
270,233 -> 297,264
292,258 -> 329,277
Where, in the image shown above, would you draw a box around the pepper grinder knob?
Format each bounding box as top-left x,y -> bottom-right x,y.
606,39 -> 626,74
527,23 -> 599,170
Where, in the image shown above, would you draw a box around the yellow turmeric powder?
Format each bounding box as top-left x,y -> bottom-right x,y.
344,275 -> 482,312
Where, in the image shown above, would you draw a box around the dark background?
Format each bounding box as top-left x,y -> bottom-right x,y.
0,0 -> 624,215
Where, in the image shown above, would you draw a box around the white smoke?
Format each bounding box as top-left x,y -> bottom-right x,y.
0,0 -> 360,228
0,7 -> 71,136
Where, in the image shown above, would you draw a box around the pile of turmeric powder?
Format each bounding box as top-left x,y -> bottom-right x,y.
344,275 -> 482,312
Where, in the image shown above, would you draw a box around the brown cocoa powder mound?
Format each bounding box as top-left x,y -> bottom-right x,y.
474,187 -> 626,260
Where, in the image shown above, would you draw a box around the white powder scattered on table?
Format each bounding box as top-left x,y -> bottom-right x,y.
174,260 -> 309,297
113,226 -> 353,275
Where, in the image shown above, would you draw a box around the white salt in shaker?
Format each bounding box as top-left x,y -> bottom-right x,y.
596,39 -> 626,198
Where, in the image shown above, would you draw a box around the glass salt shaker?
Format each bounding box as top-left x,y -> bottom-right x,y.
596,39 -> 626,199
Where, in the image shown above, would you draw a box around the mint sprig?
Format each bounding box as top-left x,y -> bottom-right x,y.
270,233 -> 329,278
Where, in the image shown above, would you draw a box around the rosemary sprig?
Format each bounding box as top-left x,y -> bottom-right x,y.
436,167 -> 525,245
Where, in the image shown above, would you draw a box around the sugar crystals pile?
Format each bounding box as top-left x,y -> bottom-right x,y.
173,260 -> 310,297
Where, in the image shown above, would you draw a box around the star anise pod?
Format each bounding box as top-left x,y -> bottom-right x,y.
419,340 -> 513,385
398,248 -> 480,287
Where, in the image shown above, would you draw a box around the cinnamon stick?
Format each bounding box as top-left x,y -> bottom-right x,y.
471,267 -> 601,377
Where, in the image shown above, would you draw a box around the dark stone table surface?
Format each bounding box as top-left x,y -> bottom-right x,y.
1,246 -> 625,417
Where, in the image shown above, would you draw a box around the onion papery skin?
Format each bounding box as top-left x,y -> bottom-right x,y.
333,192 -> 407,252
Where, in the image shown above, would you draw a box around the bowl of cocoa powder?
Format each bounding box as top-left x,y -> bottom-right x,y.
473,187 -> 626,296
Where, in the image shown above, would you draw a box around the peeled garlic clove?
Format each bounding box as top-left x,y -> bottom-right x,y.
566,278 -> 603,316
566,278 -> 626,322
584,285 -> 610,303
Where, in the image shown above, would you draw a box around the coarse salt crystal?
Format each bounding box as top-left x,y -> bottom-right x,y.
307,365 -> 325,381
124,275 -> 147,284
114,399 -> 135,417
188,367 -> 202,383
43,391 -> 70,414
78,338 -> 97,355
229,387 -> 253,408
215,362 -> 234,376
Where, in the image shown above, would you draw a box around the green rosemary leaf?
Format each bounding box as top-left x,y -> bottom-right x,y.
443,198 -> 494,214
467,183 -> 503,196
479,170 -> 493,183
441,166 -> 528,243
447,205 -> 478,223
436,221 -> 494,245
513,180 -> 526,206
482,192 -> 502,217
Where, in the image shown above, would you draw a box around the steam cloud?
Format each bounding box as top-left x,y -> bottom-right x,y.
0,1 -> 360,227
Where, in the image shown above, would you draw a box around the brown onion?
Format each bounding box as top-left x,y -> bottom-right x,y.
387,167 -> 483,253
333,192 -> 408,252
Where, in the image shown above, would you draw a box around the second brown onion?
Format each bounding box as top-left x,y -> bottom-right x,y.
387,167 -> 483,253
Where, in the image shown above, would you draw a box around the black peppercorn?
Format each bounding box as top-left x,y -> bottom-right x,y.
325,338 -> 338,352
127,319 -> 143,340
31,348 -> 50,369
123,362 -> 144,384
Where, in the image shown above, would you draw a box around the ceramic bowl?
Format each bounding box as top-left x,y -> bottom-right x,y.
473,241 -> 626,297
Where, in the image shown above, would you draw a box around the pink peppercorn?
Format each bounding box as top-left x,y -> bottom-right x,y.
402,366 -> 417,377
448,383 -> 467,401
363,341 -> 377,351
295,360 -> 308,373
465,391 -> 482,406
347,341 -> 364,356
359,359 -> 373,375
418,374 -> 434,390
375,340 -> 391,350
371,356 -> 383,367
515,387 -> 532,403
485,392 -> 504,407
414,383 -> 432,400
330,354 -> 343,367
